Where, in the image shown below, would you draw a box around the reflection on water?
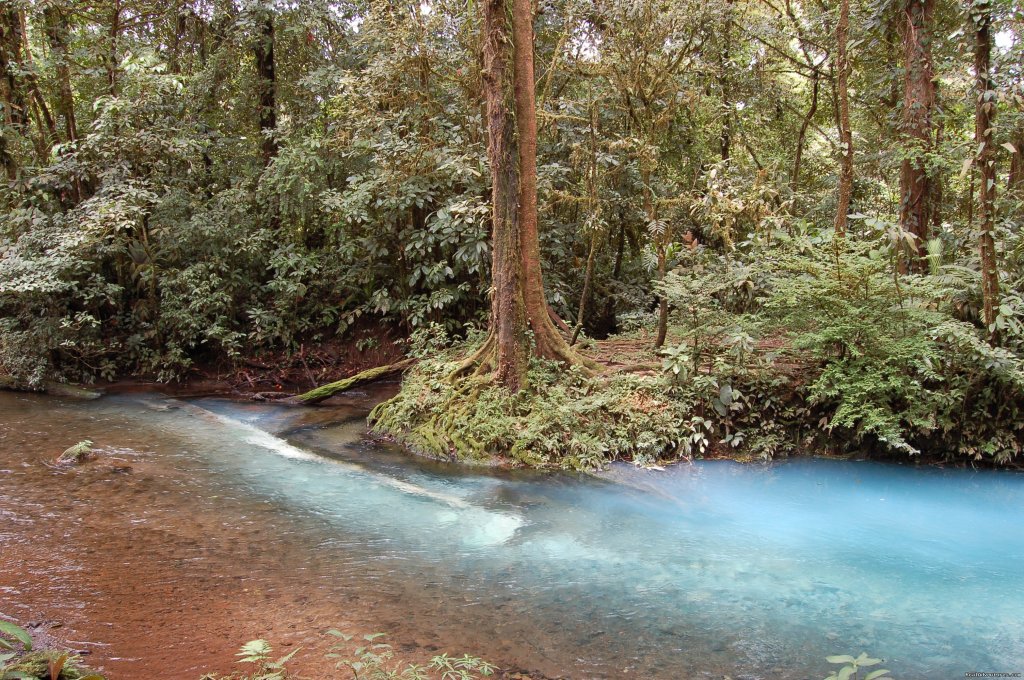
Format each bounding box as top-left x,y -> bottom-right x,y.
1,390 -> 1023,679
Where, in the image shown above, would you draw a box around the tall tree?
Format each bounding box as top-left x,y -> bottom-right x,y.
254,4 -> 278,164
479,0 -> 529,389
834,0 -> 853,237
897,0 -> 936,271
972,0 -> 999,339
43,2 -> 78,144
719,0 -> 734,162
466,0 -> 593,390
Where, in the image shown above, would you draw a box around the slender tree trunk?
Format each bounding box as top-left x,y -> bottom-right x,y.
107,0 -> 121,96
834,0 -> 853,238
654,253 -> 669,348
718,0 -> 734,162
644,166 -> 670,349
483,0 -> 529,390
931,85 -> 944,237
898,0 -> 935,272
601,221 -> 626,332
0,129 -> 15,181
973,0 -> 999,340
169,4 -> 187,75
254,11 -> 278,164
572,233 -> 599,346
1009,129 -> 1024,196
792,69 -> 820,191
16,11 -> 56,151
572,101 -> 601,346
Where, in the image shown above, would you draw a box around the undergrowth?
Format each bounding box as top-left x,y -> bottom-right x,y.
1,619 -> 104,680
370,327 -> 801,470
375,230 -> 1024,470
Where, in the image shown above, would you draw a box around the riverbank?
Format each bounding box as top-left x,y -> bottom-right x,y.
5,314 -> 1024,471
3,390 -> 1023,679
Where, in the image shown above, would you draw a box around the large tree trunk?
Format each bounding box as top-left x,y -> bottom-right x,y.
973,0 -> 999,340
834,0 -> 853,237
0,7 -> 27,128
898,0 -> 935,272
483,0 -> 530,390
0,7 -> 24,180
510,0 -> 589,368
469,0 -> 594,390
43,5 -> 78,144
254,12 -> 278,164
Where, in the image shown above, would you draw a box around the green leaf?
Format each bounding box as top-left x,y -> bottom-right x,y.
865,670 -> 891,680
275,646 -> 301,665
826,655 -> 856,664
855,653 -> 882,666
0,622 -> 32,651
838,667 -> 856,680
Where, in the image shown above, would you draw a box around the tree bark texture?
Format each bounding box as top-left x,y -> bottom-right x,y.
44,5 -> 78,144
898,0 -> 935,272
254,11 -> 278,164
483,0 -> 530,390
973,0 -> 999,339
834,0 -> 853,237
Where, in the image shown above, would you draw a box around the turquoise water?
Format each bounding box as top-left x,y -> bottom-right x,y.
3,391 -> 1024,678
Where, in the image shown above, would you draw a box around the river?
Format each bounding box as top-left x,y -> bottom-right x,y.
1,389 -> 1022,679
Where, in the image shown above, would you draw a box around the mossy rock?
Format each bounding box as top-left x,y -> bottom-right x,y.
56,441 -> 94,465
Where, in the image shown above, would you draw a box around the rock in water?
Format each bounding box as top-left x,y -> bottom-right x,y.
57,440 -> 94,465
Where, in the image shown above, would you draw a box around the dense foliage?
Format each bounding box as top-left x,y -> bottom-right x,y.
0,0 -> 1022,463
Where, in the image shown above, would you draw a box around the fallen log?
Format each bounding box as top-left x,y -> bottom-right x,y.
287,358 -> 415,405
0,376 -> 104,400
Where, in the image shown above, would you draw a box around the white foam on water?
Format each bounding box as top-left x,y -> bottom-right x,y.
174,400 -> 524,544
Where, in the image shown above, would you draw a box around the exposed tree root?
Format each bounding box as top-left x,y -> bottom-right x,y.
450,332 -> 497,381
287,358 -> 415,405
449,328 -> 601,384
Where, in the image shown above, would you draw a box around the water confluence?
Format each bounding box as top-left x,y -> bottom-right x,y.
1,389 -> 1022,679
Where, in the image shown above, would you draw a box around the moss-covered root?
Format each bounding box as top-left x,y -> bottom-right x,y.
288,358 -> 415,405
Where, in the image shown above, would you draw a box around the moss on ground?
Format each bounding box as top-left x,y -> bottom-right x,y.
369,332 -> 798,470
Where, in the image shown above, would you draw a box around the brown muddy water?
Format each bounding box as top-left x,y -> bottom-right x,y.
2,389 -> 1024,679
